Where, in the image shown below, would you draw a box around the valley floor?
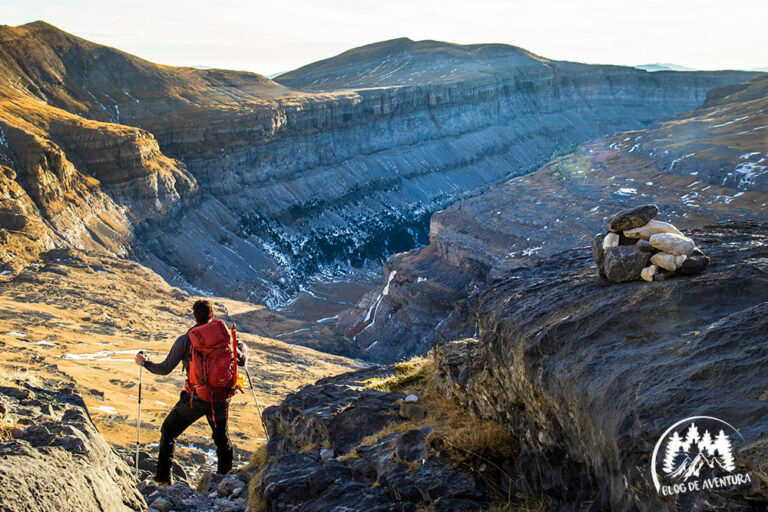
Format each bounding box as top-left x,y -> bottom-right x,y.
0,248 -> 364,473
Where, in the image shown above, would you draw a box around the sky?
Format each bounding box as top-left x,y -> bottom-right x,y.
1,0 -> 766,76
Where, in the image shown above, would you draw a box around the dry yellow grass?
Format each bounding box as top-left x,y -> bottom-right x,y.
348,356 -> 548,509
0,250 -> 362,457
246,442 -> 269,512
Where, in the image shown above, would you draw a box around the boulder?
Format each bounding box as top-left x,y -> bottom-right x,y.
624,219 -> 683,239
640,265 -> 657,282
605,204 -> 659,232
394,428 -> 431,462
603,245 -> 651,283
0,386 -> 145,512
254,367 -> 488,511
649,233 -> 695,256
602,233 -> 619,249
399,403 -> 427,421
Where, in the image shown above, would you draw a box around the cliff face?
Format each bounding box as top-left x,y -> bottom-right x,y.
0,22 -> 761,307
340,75 -> 768,361
0,384 -> 145,511
431,222 -> 768,510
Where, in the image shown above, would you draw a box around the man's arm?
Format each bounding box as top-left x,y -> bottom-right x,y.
236,341 -> 247,367
138,334 -> 187,375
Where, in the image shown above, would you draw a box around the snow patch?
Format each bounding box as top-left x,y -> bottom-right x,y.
95,405 -> 118,415
712,115 -> 750,128
522,246 -> 543,257
616,187 -> 637,196
63,349 -> 139,361
22,340 -> 56,346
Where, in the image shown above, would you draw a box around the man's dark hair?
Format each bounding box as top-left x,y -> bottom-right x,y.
192,299 -> 214,324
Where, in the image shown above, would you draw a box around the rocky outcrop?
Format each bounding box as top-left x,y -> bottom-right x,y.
430,221 -> 768,511
0,383 -> 145,511
341,75 -> 768,361
0,22 -> 761,308
253,366 -> 488,511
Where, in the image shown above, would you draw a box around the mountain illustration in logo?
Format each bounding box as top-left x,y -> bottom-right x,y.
662,423 -> 735,481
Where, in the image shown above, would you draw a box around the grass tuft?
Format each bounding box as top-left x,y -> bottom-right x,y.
0,420 -> 15,440
246,442 -> 269,512
363,357 -> 433,392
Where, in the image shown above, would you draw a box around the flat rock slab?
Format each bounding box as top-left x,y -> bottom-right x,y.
605,204 -> 659,232
624,219 -> 683,239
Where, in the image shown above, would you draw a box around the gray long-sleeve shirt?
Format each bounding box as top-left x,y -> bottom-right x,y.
144,324 -> 247,376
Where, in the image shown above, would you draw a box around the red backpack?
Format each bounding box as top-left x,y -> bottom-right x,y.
185,319 -> 239,405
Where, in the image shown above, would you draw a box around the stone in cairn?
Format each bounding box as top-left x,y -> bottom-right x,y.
640,264 -> 658,282
679,248 -> 711,275
636,239 -> 655,252
592,203 -> 709,283
605,204 -> 659,232
603,233 -> 620,248
624,220 -> 683,239
603,245 -> 651,282
650,253 -> 687,272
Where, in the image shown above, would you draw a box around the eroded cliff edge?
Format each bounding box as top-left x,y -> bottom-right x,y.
259,222 -> 768,511
432,221 -> 768,510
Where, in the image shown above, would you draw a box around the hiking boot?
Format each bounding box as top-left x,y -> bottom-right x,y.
152,476 -> 172,487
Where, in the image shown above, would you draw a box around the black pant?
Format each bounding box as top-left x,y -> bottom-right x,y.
156,390 -> 233,482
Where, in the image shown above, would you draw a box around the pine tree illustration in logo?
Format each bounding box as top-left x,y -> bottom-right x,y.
663,431 -> 684,474
661,423 -> 736,480
714,429 -> 736,471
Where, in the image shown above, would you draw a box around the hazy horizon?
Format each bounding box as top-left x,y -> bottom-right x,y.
1,0 -> 766,76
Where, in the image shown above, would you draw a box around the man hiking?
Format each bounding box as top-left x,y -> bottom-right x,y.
135,299 -> 247,485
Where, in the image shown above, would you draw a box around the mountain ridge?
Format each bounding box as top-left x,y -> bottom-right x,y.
0,21 -> 762,315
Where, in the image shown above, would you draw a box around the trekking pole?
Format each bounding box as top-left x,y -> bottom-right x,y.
244,367 -> 269,442
135,350 -> 144,478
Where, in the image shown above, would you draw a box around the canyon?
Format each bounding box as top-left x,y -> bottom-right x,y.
340,74 -> 768,361
1,19 -> 768,512
0,22 -> 760,313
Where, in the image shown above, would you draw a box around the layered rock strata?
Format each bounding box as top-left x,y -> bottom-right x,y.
340,76 -> 768,362
431,221 -> 768,511
0,22 -> 761,306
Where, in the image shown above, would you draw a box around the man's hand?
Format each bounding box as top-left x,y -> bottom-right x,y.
135,352 -> 147,366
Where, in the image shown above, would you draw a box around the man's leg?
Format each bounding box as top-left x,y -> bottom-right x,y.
156,392 -> 205,483
206,399 -> 233,474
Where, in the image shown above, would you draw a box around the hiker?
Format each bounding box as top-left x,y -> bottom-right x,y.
135,299 -> 247,485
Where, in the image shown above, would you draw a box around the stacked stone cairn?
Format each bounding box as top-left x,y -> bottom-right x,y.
591,204 -> 710,283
